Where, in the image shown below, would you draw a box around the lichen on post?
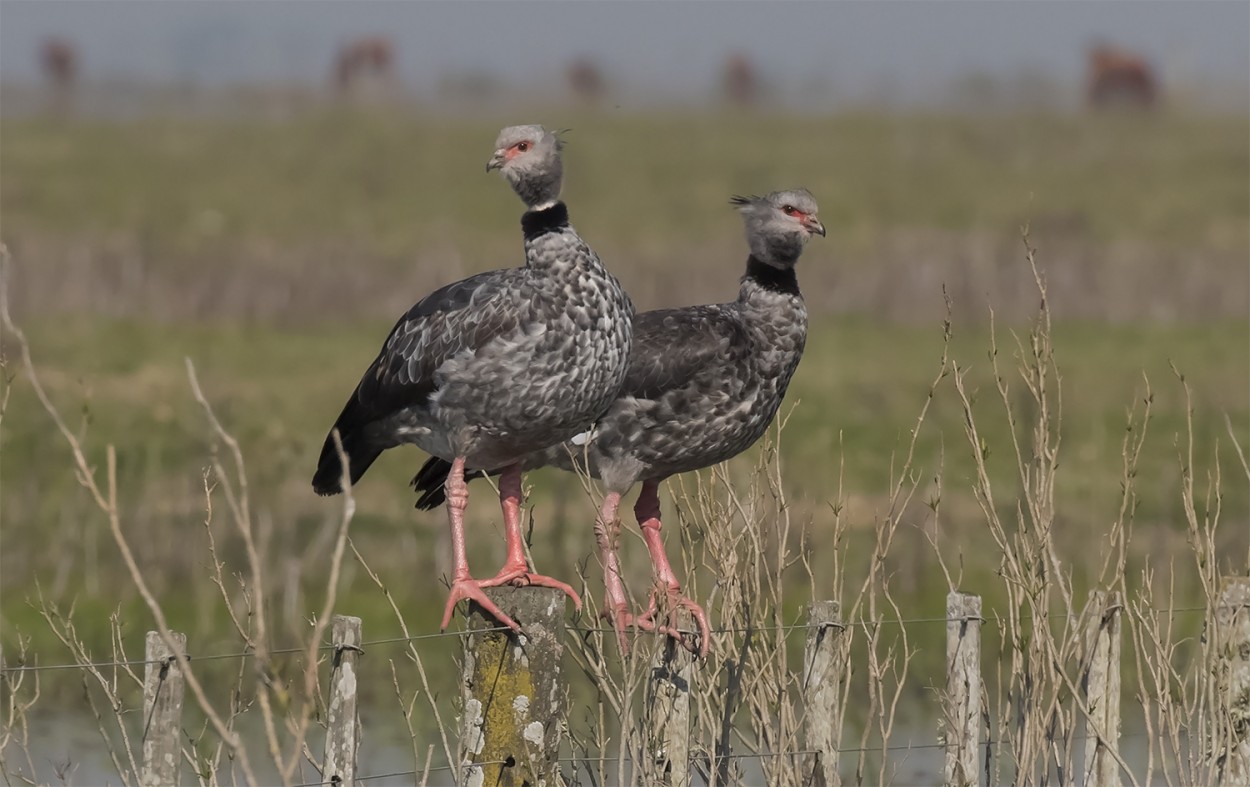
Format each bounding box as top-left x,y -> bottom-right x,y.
944,591 -> 981,787
459,586 -> 568,787
141,630 -> 186,787
803,600 -> 846,787
644,608 -> 695,787
323,615 -> 363,785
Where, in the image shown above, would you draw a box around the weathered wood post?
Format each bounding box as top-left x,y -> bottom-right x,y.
141,630 -> 186,787
644,609 -> 695,787
1212,576 -> 1250,785
460,586 -> 567,787
323,615 -> 363,785
944,592 -> 981,787
803,601 -> 847,787
1082,590 -> 1122,787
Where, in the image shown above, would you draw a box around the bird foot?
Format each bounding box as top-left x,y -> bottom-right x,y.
602,588 -> 710,658
440,577 -> 524,631
479,566 -> 584,612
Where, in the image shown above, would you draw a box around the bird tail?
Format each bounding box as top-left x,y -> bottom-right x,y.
312,427 -> 382,496
410,456 -> 494,510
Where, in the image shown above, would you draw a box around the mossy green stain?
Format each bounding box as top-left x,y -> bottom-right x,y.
468,629 -> 542,787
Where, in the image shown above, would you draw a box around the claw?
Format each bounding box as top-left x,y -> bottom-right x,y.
441,578 -> 522,631
602,587 -> 711,658
638,590 -> 711,658
480,567 -> 583,611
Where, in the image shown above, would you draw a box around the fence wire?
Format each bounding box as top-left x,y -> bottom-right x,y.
0,607 -> 1208,675
290,761 -> 508,787
0,625 -> 513,674
288,730 -> 1190,787
253,727 -> 1182,787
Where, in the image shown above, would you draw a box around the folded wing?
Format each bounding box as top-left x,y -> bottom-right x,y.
312,270 -> 524,494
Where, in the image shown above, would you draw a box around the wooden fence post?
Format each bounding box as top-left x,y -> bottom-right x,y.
944,592 -> 981,787
803,600 -> 846,787
1212,576 -> 1250,785
645,609 -> 694,787
323,615 -> 363,786
460,586 -> 566,787
141,630 -> 186,787
1082,590 -> 1122,787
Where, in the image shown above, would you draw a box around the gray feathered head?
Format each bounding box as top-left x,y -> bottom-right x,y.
731,188 -> 825,268
487,124 -> 565,210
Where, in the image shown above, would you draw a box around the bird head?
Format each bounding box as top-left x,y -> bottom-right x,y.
487,124 -> 565,211
731,188 -> 824,268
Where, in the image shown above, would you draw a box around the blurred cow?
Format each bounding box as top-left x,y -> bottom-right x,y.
1087,43 -> 1158,110
722,53 -> 758,107
40,37 -> 77,112
334,36 -> 395,97
567,56 -> 606,104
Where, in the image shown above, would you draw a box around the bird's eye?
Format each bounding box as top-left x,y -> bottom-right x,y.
516,141 -> 531,152
782,205 -> 797,215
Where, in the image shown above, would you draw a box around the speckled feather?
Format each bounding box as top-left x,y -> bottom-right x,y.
413,189 -> 819,507
313,201 -> 634,494
531,259 -> 807,491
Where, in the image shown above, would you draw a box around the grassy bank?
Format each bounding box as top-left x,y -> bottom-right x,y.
2,111 -> 1247,323
5,111 -> 1246,251
3,314 -> 1245,686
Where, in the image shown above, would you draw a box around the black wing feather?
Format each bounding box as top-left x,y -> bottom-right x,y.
622,306 -> 746,400
312,269 -> 525,494
354,271 -> 522,422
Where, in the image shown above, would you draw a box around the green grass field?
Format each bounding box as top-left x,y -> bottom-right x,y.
1,110 -> 1246,706
4,111 -> 1246,251
3,315 -> 1244,680
4,110 -> 1247,324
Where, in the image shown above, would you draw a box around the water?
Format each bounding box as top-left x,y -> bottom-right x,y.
6,710 -> 1188,786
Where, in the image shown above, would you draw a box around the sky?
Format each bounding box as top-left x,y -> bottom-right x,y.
1,1 -> 1247,106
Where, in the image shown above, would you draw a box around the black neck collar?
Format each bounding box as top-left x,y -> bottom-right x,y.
521,202 -> 570,240
743,255 -> 800,296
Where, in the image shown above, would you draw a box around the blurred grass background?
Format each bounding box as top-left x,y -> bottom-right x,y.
1,107 -> 1247,709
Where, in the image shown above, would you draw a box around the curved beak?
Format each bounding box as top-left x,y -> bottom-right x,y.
485,150 -> 506,173
805,216 -> 827,237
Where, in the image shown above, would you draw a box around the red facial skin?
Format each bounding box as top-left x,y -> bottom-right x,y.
782,205 -> 824,236
504,140 -> 533,163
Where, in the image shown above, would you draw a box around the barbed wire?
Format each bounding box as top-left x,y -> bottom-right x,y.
283,732 -> 1166,787
567,728 -> 1178,766
0,606 -> 1210,675
0,626 -> 514,674
223,724 -> 1210,787
289,760 -> 508,787
565,605 -> 1208,637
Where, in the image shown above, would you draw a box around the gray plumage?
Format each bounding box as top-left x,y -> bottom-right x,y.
313,125 -> 634,495
413,188 -> 822,504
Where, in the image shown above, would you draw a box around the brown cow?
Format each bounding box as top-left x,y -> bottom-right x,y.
334,36 -> 395,95
39,37 -> 77,111
722,53 -> 758,107
567,56 -> 606,104
1087,43 -> 1158,110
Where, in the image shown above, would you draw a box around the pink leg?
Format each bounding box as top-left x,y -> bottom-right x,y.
478,465 -> 582,611
632,479 -> 711,657
440,457 -> 522,631
592,492 -> 632,652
